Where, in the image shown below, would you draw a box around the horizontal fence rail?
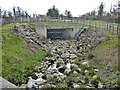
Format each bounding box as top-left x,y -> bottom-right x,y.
1,17 -> 119,35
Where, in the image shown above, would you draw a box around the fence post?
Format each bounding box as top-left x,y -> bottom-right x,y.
99,23 -> 100,28
107,24 -> 108,31
117,26 -> 119,35
13,16 -> 15,24
112,25 -> 114,34
44,23 -> 47,38
95,22 -> 96,28
109,25 -> 111,33
89,22 -> 91,27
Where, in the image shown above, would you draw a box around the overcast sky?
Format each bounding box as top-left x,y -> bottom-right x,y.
0,0 -> 119,17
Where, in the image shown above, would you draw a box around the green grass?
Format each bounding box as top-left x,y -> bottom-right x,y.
89,30 -> 119,88
103,30 -> 118,38
1,23 -> 46,85
86,20 -> 120,26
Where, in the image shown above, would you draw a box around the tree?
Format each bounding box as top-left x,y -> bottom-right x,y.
17,7 -> 21,17
112,8 -> 117,16
3,11 -> 7,18
13,7 -> 16,17
91,10 -> 96,16
8,11 -> 12,18
65,10 -> 72,19
98,2 -> 104,17
46,5 -> 59,18
0,7 -> 3,18
25,11 -> 28,17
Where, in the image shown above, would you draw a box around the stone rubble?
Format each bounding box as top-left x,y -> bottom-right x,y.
8,25 -> 106,89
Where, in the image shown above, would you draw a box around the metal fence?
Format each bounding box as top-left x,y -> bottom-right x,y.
1,16 -> 119,35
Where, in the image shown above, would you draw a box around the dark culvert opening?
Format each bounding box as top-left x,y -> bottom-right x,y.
47,28 -> 74,40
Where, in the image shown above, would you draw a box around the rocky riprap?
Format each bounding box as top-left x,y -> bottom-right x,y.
8,25 -> 107,88
25,40 -> 103,89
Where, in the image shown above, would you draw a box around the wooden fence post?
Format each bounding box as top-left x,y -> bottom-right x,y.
89,22 -> 91,27
107,24 -> 108,31
109,25 -> 111,33
117,26 -> 119,35
112,25 -> 114,34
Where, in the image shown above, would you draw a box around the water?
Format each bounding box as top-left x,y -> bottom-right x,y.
66,63 -> 71,69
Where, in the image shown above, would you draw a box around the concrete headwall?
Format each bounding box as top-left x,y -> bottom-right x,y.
0,18 -> 3,27
36,27 -> 47,38
36,27 -> 80,39
0,76 -> 18,89
68,28 -> 80,39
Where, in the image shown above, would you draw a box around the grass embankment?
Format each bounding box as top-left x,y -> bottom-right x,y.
89,30 -> 119,88
1,23 -> 46,86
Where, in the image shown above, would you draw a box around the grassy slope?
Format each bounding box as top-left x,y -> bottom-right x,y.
89,30 -> 119,87
1,23 -> 46,85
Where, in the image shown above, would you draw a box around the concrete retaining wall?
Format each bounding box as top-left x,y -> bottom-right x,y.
0,76 -> 18,89
36,26 -> 80,39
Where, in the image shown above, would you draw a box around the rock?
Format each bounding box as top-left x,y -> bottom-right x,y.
73,71 -> 78,74
58,65 -> 67,74
73,84 -> 80,88
57,48 -> 61,52
46,69 -> 58,74
78,68 -> 81,72
85,70 -> 89,75
31,73 -> 38,80
49,41 -> 52,44
98,82 -> 103,88
48,64 -> 57,69
19,84 -> 27,88
93,75 -> 97,79
60,75 -> 67,80
66,63 -> 71,69
35,72 -> 44,77
64,68 -> 71,75
58,72 -> 64,76
70,64 -> 78,69
35,81 -> 46,85
86,86 -> 94,88
27,77 -> 38,88
94,69 -> 98,72
81,80 -> 85,84
46,74 -> 55,80
70,54 -> 77,59
82,61 -> 89,65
